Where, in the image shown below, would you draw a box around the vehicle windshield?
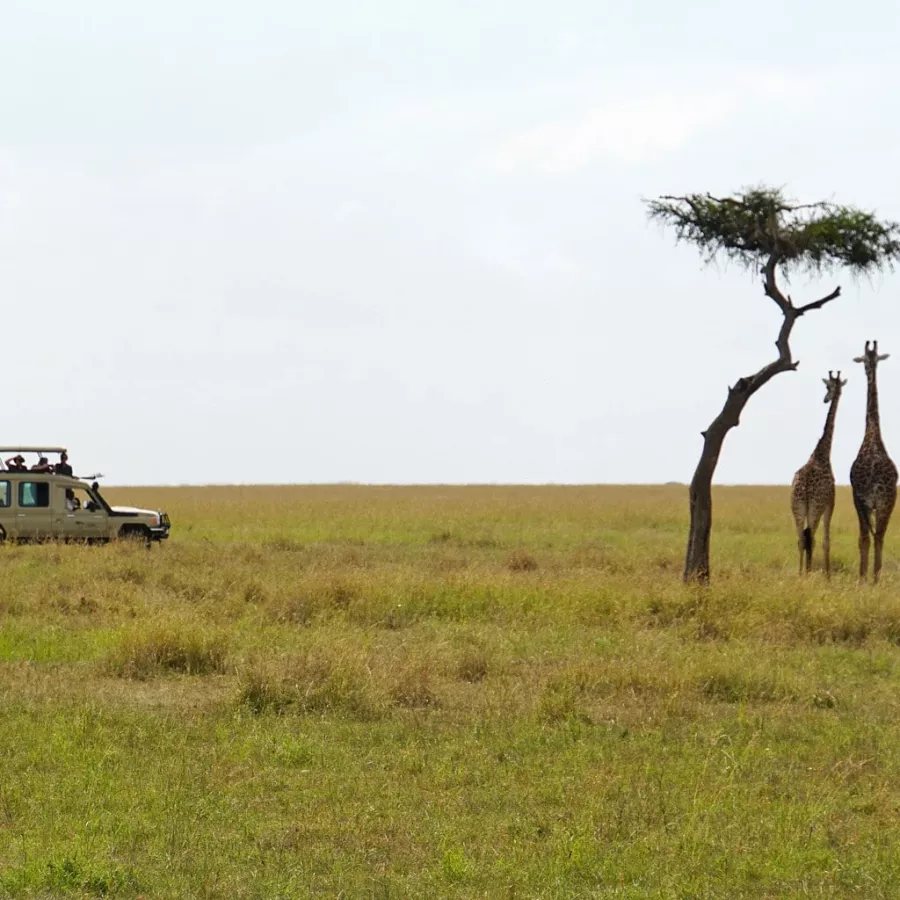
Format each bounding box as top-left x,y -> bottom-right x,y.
60,484 -> 110,514
89,487 -> 112,514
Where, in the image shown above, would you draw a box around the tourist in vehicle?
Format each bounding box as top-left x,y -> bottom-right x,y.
5,455 -> 26,472
54,451 -> 73,476
31,456 -> 53,473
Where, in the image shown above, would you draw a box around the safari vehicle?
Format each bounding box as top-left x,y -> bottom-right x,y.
0,447 -> 170,545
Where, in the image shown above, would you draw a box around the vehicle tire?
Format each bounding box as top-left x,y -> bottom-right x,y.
0,526 -> 5,545
119,525 -> 152,548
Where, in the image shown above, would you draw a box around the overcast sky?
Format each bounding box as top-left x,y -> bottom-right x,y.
2,0 -> 899,485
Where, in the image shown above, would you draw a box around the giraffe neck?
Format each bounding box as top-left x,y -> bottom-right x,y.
864,367 -> 885,450
812,392 -> 840,465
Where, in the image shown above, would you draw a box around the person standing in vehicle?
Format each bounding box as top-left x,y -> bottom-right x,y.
5,455 -> 26,472
31,456 -> 52,473
54,451 -> 73,476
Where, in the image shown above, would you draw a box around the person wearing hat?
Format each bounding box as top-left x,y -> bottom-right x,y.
5,455 -> 26,472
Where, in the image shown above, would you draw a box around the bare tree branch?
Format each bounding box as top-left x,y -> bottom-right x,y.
796,286 -> 842,316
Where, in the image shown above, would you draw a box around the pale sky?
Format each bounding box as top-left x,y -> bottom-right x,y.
2,1 -> 899,485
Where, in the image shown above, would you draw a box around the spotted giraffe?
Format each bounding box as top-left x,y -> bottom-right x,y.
850,340 -> 898,583
790,371 -> 846,577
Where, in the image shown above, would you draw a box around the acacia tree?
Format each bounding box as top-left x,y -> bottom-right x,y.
645,187 -> 900,584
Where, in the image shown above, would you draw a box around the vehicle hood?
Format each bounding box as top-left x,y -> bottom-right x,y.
111,505 -> 159,517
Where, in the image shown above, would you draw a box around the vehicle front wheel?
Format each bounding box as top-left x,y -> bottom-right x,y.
119,525 -> 152,548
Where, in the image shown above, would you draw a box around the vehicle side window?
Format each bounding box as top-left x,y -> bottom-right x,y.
0,482 -> 8,507
19,482 -> 50,508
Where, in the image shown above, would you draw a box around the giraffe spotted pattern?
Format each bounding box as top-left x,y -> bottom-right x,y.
849,340 -> 897,584
790,371 -> 845,577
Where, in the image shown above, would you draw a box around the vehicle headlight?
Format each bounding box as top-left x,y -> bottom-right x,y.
148,514 -> 160,526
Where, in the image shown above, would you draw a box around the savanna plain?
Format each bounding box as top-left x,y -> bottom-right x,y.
2,484 -> 900,898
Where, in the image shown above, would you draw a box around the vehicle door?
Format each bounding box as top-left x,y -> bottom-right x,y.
15,479 -> 52,539
53,484 -> 107,541
0,478 -> 13,539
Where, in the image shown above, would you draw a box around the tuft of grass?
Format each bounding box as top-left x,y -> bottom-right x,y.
697,667 -> 790,704
106,625 -> 231,679
457,649 -> 489,683
238,650 -> 385,719
440,846 -> 473,883
391,663 -> 439,709
536,677 -> 590,724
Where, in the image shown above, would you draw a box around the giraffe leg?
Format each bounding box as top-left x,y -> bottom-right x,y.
822,505 -> 833,580
873,496 -> 896,585
857,508 -> 871,582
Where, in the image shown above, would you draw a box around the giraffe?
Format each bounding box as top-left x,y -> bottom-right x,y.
790,371 -> 846,577
850,340 -> 898,583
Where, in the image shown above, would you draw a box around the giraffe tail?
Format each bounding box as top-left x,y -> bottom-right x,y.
802,527 -> 812,555
853,493 -> 876,536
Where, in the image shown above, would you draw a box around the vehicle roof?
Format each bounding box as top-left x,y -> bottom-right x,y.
0,447 -> 66,453
0,471 -> 85,484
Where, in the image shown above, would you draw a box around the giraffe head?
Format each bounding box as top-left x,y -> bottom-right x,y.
853,340 -> 890,376
822,370 -> 847,404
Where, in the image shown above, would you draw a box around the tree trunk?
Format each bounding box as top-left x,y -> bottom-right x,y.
683,395 -> 745,583
684,451 -> 715,583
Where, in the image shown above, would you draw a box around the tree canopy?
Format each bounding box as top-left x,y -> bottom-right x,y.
645,187 -> 900,277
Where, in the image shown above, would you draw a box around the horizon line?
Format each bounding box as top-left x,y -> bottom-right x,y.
97,481 -> 833,489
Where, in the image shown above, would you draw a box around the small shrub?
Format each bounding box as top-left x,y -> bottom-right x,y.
108,626 -> 230,679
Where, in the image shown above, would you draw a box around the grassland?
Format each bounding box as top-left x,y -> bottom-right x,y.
1,484 -> 900,898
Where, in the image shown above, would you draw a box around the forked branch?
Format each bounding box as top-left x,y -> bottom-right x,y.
737,253 -> 842,400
